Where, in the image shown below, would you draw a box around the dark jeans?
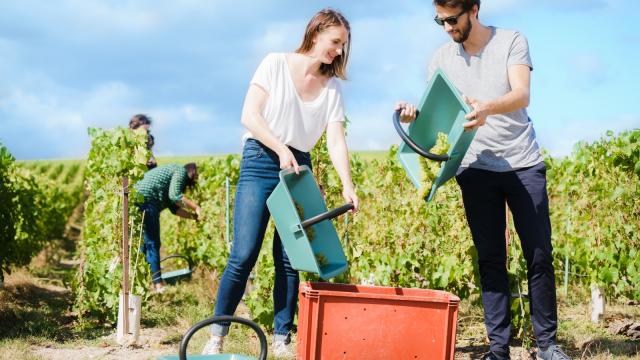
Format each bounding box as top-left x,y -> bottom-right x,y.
456,162 -> 557,354
139,202 -> 162,284
212,139 -> 311,340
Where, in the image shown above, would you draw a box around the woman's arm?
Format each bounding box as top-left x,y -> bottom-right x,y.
241,84 -> 300,173
326,121 -> 358,212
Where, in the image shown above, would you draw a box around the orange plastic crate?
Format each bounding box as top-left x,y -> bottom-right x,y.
297,282 -> 460,360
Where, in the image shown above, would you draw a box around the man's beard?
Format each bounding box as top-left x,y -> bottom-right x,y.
453,18 -> 472,43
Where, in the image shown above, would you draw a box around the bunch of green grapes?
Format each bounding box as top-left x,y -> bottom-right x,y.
306,227 -> 316,242
315,253 -> 328,267
294,200 -> 316,241
418,132 -> 451,199
294,201 -> 304,219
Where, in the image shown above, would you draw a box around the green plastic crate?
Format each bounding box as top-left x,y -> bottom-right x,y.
158,355 -> 254,360
160,255 -> 192,285
157,315 -> 267,360
395,68 -> 476,201
266,166 -> 348,280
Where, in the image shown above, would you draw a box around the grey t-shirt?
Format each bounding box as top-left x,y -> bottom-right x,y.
428,27 -> 543,172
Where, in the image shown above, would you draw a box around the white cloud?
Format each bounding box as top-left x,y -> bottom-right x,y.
1,88 -> 85,131
0,78 -> 235,159
347,11 -> 447,101
145,104 -> 220,129
182,105 -> 214,124
0,78 -> 143,158
252,20 -> 305,56
345,101 -> 404,151
480,0 -> 522,16
69,2 -> 159,34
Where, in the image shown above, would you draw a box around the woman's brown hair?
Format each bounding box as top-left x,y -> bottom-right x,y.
129,114 -> 152,130
295,8 -> 351,80
184,163 -> 198,188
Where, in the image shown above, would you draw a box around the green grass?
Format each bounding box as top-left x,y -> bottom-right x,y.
16,160 -> 86,184
17,159 -> 85,167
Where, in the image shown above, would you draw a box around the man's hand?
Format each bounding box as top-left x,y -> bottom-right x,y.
463,95 -> 489,130
195,206 -> 203,221
176,208 -> 197,220
395,101 -> 417,123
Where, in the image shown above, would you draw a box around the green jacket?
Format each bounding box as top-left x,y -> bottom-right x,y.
134,164 -> 188,214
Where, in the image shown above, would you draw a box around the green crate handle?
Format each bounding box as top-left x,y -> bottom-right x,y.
393,110 -> 450,162
300,203 -> 354,229
152,254 -> 193,280
178,315 -> 267,360
160,254 -> 193,270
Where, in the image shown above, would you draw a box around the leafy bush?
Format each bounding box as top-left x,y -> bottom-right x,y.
74,127 -> 150,321
74,127 -> 640,338
0,144 -> 77,284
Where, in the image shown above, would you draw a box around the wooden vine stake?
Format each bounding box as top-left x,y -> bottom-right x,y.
122,177 -> 130,333
117,177 -> 132,345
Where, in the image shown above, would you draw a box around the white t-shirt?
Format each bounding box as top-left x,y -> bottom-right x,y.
241,53 -> 345,153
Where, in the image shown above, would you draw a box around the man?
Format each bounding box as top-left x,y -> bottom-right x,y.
135,163 -> 202,293
395,1 -> 569,359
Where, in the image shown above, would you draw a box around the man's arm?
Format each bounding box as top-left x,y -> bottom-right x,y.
463,64 -> 531,129
175,196 -> 202,220
175,207 -> 197,220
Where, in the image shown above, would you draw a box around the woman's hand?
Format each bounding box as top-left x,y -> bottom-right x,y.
195,206 -> 203,221
395,101 -> 417,123
276,145 -> 300,174
342,185 -> 359,213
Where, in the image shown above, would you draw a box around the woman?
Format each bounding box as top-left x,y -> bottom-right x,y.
203,8 -> 358,357
134,163 -> 202,293
128,113 -> 158,169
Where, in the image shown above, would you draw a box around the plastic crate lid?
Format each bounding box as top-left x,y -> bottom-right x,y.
397,68 -> 476,201
266,166 -> 348,279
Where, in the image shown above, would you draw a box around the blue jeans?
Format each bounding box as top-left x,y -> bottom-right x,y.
456,162 -> 557,355
212,139 -> 311,341
139,202 -> 163,284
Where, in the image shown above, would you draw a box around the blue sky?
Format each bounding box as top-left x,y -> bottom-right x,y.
1,0 -> 637,160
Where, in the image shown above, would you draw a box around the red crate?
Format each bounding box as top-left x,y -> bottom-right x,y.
297,282 -> 460,360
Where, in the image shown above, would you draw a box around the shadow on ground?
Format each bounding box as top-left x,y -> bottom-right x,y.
0,269 -> 110,342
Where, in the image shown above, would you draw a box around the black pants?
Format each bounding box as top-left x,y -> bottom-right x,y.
456,162 -> 557,354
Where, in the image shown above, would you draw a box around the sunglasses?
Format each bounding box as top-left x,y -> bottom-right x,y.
434,9 -> 467,26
